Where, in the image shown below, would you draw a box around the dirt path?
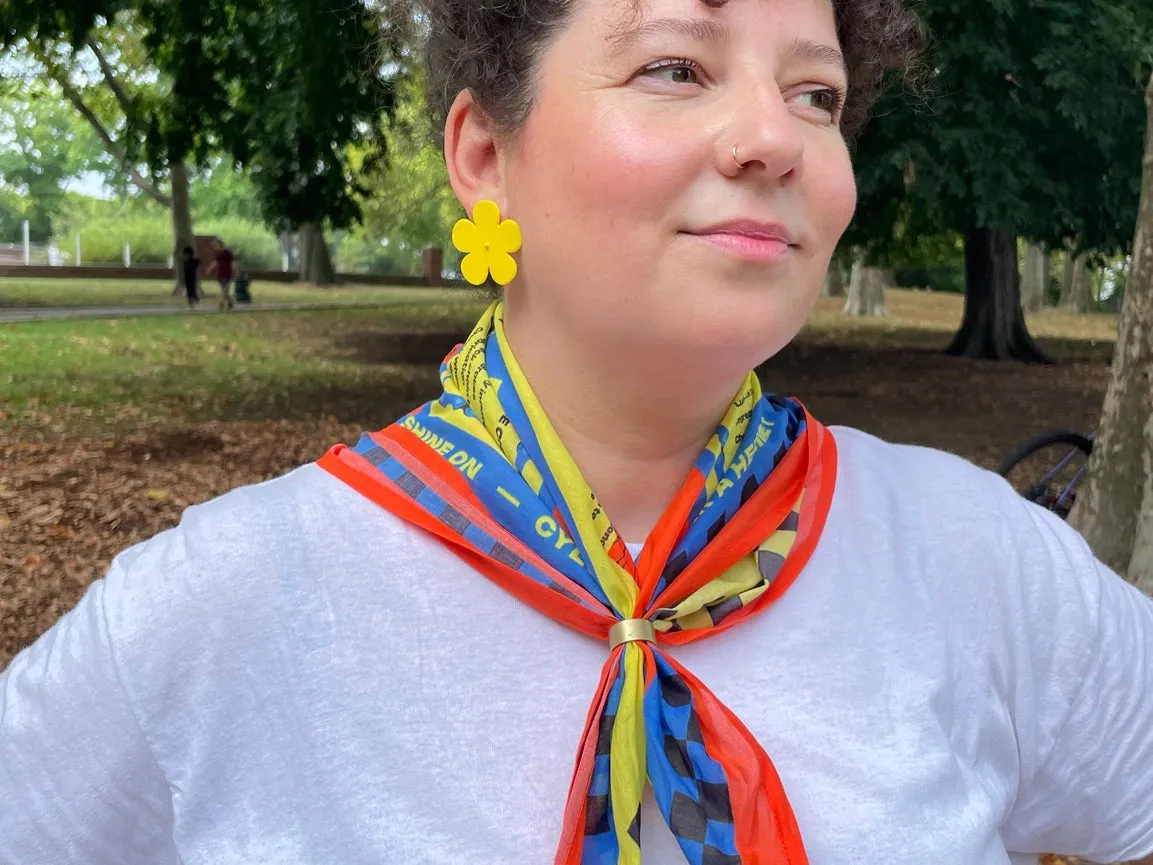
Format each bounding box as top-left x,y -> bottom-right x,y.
0,297 -> 446,322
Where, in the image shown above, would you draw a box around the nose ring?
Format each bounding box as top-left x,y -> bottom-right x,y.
732,143 -> 746,170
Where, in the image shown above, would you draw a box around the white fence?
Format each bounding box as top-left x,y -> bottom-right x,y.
1,220 -> 427,277
0,224 -> 162,270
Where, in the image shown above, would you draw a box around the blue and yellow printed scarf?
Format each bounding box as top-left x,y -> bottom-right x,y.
319,301 -> 837,864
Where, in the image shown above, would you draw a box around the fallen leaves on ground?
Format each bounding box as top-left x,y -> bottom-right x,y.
0,418 -> 362,664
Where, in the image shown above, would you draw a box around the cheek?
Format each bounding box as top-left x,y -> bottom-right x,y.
515,95 -> 698,238
808,143 -> 858,242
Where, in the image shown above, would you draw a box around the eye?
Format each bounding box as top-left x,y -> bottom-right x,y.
793,87 -> 847,121
640,58 -> 703,86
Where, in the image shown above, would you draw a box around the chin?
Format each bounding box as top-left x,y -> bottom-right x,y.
678,284 -> 808,350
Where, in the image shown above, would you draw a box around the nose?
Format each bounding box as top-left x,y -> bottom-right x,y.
719,77 -> 805,183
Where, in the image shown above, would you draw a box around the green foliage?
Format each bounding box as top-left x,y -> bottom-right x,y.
53,209 -> 281,267
4,0 -> 403,235
68,216 -> 172,263
53,192 -> 168,233
851,0 -> 1153,257
0,86 -> 103,240
0,190 -> 25,242
357,69 -> 460,273
190,159 -> 262,223
130,0 -> 401,232
332,232 -> 415,276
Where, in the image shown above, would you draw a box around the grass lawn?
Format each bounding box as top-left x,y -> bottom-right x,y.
0,298 -> 491,435
805,289 -> 1120,358
0,276 -> 462,308
0,288 -> 1118,438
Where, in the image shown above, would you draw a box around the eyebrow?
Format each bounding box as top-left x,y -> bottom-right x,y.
606,17 -> 727,50
605,19 -> 847,77
785,38 -> 847,75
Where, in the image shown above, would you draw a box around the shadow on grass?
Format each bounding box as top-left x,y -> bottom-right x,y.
198,330 -> 466,428
337,330 -> 465,366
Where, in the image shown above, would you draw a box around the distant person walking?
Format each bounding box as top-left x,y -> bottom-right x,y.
181,247 -> 200,309
206,239 -> 236,310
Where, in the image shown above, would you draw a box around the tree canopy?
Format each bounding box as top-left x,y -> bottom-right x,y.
0,83 -> 102,239
854,0 -> 1152,254
3,0 -> 401,247
847,0 -> 1153,359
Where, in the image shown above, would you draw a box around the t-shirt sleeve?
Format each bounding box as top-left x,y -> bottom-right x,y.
0,556 -> 178,865
998,502 -> 1153,863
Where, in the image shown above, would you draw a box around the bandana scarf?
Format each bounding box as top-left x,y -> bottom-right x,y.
318,302 -> 837,865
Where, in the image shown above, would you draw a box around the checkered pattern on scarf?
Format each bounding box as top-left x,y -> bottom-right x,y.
580,653 -> 741,865
582,664 -> 634,863
649,656 -> 740,864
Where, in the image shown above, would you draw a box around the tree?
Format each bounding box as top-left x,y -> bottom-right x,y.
821,260 -> 846,298
3,0 -> 402,287
5,21 -> 200,286
356,66 -> 458,274
843,254 -> 886,316
1069,72 -> 1153,591
1058,249 -> 1092,313
191,158 -> 263,223
851,0 -> 1153,361
0,85 -> 102,240
142,0 -> 402,284
1020,243 -> 1048,313
0,190 -> 23,242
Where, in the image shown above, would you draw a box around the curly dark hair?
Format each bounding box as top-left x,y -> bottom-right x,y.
424,0 -> 926,144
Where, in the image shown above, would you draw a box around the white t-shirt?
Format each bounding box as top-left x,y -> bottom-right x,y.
2,426 -> 1152,865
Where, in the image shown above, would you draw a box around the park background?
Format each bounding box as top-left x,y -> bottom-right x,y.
3,3 -> 1153,862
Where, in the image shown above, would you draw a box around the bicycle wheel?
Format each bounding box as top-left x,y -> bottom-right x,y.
998,431 -> 1094,519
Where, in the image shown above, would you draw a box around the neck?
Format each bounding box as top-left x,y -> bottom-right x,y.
502,305 -> 747,544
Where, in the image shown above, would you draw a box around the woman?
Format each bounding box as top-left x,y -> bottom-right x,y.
2,0 -> 1152,862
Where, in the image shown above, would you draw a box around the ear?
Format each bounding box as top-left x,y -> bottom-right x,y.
444,89 -> 506,218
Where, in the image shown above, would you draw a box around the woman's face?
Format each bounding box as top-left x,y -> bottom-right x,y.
496,0 -> 856,374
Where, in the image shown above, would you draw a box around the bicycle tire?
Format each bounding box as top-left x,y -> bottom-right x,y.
997,430 -> 1094,479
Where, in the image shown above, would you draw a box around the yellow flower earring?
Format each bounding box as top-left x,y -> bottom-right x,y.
452,199 -> 522,286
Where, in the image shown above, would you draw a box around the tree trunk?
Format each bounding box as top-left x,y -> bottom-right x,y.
298,221 -> 337,286
169,160 -> 194,294
1041,249 -> 1051,307
1021,243 -> 1046,313
1059,248 -> 1074,304
279,231 -> 298,271
822,254 -> 846,298
1060,250 -> 1091,312
1068,252 -> 1092,313
1069,71 -> 1153,592
946,227 -> 1050,362
843,254 -> 886,316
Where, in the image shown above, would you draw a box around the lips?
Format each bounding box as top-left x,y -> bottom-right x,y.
690,219 -> 797,245
683,219 -> 798,263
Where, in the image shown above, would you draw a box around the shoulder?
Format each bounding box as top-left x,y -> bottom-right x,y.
823,424 -> 1103,622
93,458 -> 442,720
827,424 -> 1055,540
829,424 -> 1011,501
100,460 -> 424,641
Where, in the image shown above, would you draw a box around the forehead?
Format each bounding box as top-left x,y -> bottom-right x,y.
590,0 -> 839,44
